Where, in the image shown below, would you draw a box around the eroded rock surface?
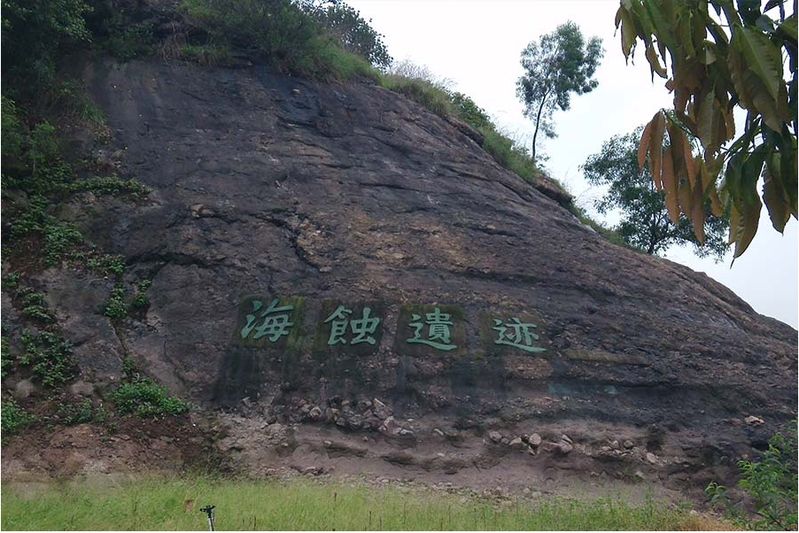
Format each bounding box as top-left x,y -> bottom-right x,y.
11,56 -> 795,490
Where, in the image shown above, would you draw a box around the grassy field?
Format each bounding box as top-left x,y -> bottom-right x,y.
1,476 -> 733,530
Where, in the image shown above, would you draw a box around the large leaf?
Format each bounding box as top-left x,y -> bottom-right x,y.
733,195 -> 761,258
645,43 -> 668,79
638,117 -> 655,170
648,111 -> 666,190
696,90 -> 724,152
617,7 -> 637,59
728,27 -> 788,130
661,146 -> 681,224
762,151 -> 790,232
690,170 -> 706,243
777,14 -> 797,42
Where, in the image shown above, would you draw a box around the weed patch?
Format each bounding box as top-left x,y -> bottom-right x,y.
1,399 -> 35,438
19,330 -> 75,387
111,380 -> 189,418
103,284 -> 128,320
55,399 -> 107,426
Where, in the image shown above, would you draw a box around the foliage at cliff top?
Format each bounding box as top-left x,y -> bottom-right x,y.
617,0 -> 797,258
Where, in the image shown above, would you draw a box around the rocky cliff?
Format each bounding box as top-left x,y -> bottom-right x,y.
3,55 -> 796,493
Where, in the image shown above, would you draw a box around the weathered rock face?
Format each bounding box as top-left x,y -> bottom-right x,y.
27,57 -> 796,485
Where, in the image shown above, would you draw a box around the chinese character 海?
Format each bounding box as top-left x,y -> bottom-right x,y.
240,299 -> 295,342
492,317 -> 546,353
324,305 -> 381,345
406,307 -> 457,351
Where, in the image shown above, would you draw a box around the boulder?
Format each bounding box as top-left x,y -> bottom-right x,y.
13,379 -> 36,400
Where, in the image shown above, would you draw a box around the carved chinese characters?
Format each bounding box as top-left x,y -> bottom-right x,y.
235,297 -> 548,356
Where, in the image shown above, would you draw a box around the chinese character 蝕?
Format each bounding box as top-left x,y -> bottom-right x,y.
492,317 -> 546,353
240,298 -> 295,342
324,305 -> 381,345
406,307 -> 457,351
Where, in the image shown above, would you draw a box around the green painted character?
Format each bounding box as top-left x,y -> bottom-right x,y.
492,318 -> 546,353
324,305 -> 352,345
350,306 -> 380,345
324,305 -> 381,345
407,307 -> 457,351
240,298 -> 295,342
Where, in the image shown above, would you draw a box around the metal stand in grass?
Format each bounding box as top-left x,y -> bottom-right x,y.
200,505 -> 216,531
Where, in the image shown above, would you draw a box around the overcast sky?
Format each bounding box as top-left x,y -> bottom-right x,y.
348,0 -> 798,328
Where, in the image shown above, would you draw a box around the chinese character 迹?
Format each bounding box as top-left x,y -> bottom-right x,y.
406,307 -> 457,351
324,305 -> 381,345
240,298 -> 295,342
492,317 -> 546,353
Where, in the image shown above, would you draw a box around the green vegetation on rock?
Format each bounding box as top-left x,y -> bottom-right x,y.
181,0 -> 378,80
1,400 -> 35,438
111,380 -> 189,418
55,399 -> 107,426
19,329 -> 75,387
103,283 -> 128,320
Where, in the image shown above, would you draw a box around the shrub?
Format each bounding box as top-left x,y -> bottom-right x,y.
379,75 -> 455,118
181,0 -> 377,80
103,284 -> 128,319
19,329 -> 75,387
58,176 -> 150,200
301,0 -> 392,69
1,337 -> 12,378
56,399 -> 106,425
1,399 -> 35,437
43,222 -> 84,265
21,305 -> 55,323
2,272 -> 21,290
1,0 -> 92,97
180,43 -> 233,66
111,380 -> 188,418
706,426 -> 798,530
86,254 -> 126,277
104,22 -> 155,61
130,280 -> 152,309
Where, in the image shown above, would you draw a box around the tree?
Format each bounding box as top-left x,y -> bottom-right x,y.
301,0 -> 392,69
616,0 -> 797,258
517,21 -> 604,161
1,0 -> 92,97
583,127 -> 729,258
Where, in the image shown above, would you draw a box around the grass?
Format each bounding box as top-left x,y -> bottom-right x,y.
0,476 -> 732,530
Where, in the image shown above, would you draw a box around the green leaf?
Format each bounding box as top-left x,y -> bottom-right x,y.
733,193 -> 761,258
762,152 -> 790,232
777,14 -> 797,42
728,32 -> 789,131
731,27 -> 783,102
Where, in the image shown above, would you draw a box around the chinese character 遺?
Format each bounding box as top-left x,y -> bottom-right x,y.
240,299 -> 295,342
406,307 -> 457,351
492,317 -> 546,353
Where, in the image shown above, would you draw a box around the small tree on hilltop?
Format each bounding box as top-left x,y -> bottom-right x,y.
583,128 -> 729,259
517,21 -> 603,161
